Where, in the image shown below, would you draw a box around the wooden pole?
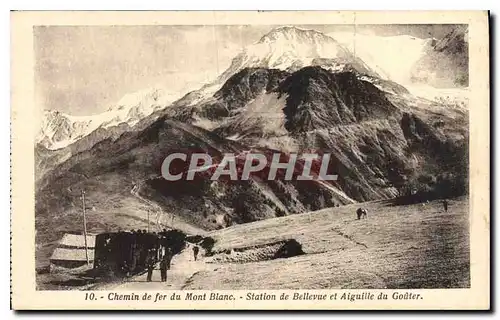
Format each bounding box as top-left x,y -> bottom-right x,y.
81,190 -> 90,265
147,210 -> 150,233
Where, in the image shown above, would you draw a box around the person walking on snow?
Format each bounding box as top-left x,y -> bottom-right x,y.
443,199 -> 449,212
193,245 -> 200,261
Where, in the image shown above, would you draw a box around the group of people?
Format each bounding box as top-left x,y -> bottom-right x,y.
107,229 -> 177,278
132,229 -> 175,282
95,227 -> 205,284
146,247 -> 173,282
145,244 -> 201,283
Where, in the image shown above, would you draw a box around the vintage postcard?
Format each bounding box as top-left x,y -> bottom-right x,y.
11,11 -> 490,310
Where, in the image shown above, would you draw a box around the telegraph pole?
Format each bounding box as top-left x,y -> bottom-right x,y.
81,190 -> 90,265
147,210 -> 150,233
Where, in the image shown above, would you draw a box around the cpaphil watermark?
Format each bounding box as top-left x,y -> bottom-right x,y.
160,150 -> 338,182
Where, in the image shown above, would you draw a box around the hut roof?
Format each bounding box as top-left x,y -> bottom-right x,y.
58,233 -> 96,249
50,248 -> 95,262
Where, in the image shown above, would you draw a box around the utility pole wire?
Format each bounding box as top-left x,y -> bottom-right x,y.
81,190 -> 90,265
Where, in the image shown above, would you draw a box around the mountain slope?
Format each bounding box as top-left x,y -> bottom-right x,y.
35,115 -> 356,265
36,65 -> 468,245
278,67 -> 400,133
35,26 -> 390,154
35,26 -> 469,268
186,197 -> 469,289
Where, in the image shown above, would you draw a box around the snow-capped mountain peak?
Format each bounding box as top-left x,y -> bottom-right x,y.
37,87 -> 181,150
257,26 -> 334,44
218,26 -> 378,82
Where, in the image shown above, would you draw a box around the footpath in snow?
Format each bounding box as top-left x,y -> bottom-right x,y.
108,244 -> 209,290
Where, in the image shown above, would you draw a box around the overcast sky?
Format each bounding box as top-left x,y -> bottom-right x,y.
35,24 -> 459,116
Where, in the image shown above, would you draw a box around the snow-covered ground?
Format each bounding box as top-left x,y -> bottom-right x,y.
184,197 -> 470,289
329,31 -> 469,106
329,32 -> 433,85
404,84 -> 469,104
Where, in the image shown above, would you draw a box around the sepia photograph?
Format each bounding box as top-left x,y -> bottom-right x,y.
10,10 -> 490,310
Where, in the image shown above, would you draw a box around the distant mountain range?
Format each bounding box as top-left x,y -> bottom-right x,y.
37,26 -> 468,151
35,26 -> 469,266
36,87 -> 181,150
